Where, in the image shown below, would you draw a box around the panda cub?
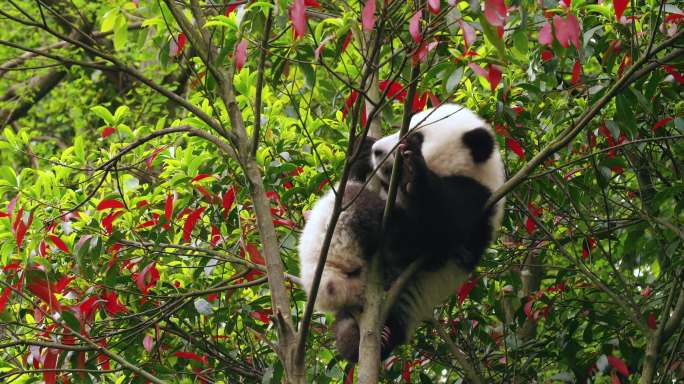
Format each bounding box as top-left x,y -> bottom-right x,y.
299,104 -> 505,362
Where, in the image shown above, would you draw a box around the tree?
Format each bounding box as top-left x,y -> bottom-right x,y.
0,0 -> 682,383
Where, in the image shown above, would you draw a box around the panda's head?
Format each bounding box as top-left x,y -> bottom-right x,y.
371,104 -> 504,194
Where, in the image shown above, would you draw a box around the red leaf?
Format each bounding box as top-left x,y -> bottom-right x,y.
48,235 -> 69,253
538,22 -> 552,45
460,20 -> 476,48
102,289 -> 127,315
143,334 -> 154,352
488,64 -> 502,91
641,287 -> 652,297
607,355 -> 629,377
97,199 -> 125,211
613,0 -> 629,21
428,0 -> 440,14
177,33 -> 187,56
526,202 -> 542,235
98,339 -> 110,369
0,288 -> 10,314
225,3 -> 240,15
210,225 -> 222,246
250,310 -> 271,323
15,211 -> 32,249
484,0 -> 508,27
0,211 -> 8,218
412,91 -> 428,113
135,261 -> 160,295
541,50 -> 554,62
137,219 -> 157,229
273,218 -> 297,228
653,117 -> 674,131
290,0 -> 307,38
43,349 -> 59,384
362,0 -> 376,32
663,65 -> 684,84
304,0 -> 321,6
182,207 -> 206,242
101,127 -> 116,139
344,366 -> 355,384
647,312 -> 657,329
341,31 -> 353,52
457,276 -> 480,305
409,11 -> 422,44
165,193 -> 174,223
524,299 -> 534,319
191,173 -> 213,183
379,80 -> 407,102
102,211 -> 123,234
412,40 -> 438,64
27,280 -> 62,312
146,146 -> 167,169
234,39 -> 248,71
245,243 -> 265,265
222,187 -> 236,219
428,92 -> 441,108
244,268 -> 265,282
506,137 -> 525,159
54,276 -> 74,294
175,351 -> 208,365
571,60 -> 582,84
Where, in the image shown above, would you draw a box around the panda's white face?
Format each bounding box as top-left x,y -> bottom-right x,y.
371,104 -> 505,193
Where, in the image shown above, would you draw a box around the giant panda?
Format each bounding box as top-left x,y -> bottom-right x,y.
334,104 -> 506,361
299,104 -> 505,362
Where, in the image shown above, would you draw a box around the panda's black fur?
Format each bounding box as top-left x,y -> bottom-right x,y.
299,104 -> 505,362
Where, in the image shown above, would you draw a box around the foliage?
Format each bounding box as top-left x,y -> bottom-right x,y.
0,0 -> 682,383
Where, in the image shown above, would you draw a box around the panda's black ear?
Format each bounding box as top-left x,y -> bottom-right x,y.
462,127 -> 494,163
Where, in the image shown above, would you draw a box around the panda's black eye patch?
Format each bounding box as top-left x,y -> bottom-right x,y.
373,149 -> 384,158
462,127 -> 494,163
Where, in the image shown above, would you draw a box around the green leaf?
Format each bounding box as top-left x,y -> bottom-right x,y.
90,106 -> 115,125
446,66 -> 464,94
